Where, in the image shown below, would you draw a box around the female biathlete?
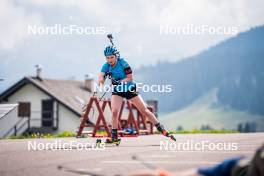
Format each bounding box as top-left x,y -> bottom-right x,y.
98,45 -> 176,144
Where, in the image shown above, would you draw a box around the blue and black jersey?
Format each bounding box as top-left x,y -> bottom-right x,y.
100,58 -> 138,99
101,58 -> 132,81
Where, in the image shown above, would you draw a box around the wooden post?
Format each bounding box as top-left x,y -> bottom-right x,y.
77,97 -> 111,137
92,98 -> 111,137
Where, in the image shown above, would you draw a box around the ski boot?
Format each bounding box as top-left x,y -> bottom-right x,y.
107,129 -> 121,146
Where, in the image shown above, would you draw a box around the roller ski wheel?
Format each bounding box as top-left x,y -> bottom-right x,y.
96,138 -> 121,147
168,134 -> 177,141
161,129 -> 176,142
161,127 -> 176,141
105,138 -> 121,146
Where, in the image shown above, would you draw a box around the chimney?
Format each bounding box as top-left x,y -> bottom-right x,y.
35,64 -> 42,80
84,74 -> 94,92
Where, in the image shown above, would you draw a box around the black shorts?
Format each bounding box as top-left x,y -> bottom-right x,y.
112,90 -> 138,99
112,84 -> 138,99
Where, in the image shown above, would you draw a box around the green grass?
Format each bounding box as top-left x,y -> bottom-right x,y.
170,129 -> 238,134
3,131 -> 76,139
55,131 -> 76,138
153,128 -> 238,134
2,130 -> 110,139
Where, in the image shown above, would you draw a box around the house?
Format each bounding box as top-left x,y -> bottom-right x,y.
0,68 -> 95,137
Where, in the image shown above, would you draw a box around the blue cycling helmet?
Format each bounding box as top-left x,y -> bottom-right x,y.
104,45 -> 118,56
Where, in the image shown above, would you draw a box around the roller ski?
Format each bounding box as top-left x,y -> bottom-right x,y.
155,123 -> 176,141
96,138 -> 121,147
96,128 -> 121,147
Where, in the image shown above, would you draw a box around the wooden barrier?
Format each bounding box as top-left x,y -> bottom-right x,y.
77,97 -> 154,138
76,97 -> 111,137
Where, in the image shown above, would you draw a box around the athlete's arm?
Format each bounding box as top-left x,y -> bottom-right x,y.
99,63 -> 109,86
121,73 -> 133,83
98,72 -> 105,86
121,65 -> 133,83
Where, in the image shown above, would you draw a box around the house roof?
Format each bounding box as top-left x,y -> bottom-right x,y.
0,104 -> 18,119
0,76 -> 93,117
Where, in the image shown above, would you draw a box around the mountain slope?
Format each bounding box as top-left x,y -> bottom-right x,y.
160,88 -> 264,131
136,25 -> 264,115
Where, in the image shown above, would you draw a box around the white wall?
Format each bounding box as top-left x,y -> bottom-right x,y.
6,84 -> 51,127
57,104 -> 80,133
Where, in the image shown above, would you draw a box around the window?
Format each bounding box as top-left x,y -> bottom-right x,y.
18,102 -> 31,117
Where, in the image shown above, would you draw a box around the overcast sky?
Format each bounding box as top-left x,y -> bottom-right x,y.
0,0 -> 264,89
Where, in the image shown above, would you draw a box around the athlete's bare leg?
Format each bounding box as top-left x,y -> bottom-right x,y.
129,95 -> 176,141
129,95 -> 159,124
111,95 -> 123,129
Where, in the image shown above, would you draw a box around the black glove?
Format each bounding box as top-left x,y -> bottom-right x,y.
104,72 -> 112,79
111,78 -> 121,85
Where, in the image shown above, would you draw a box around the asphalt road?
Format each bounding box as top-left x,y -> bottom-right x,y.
0,133 -> 263,176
